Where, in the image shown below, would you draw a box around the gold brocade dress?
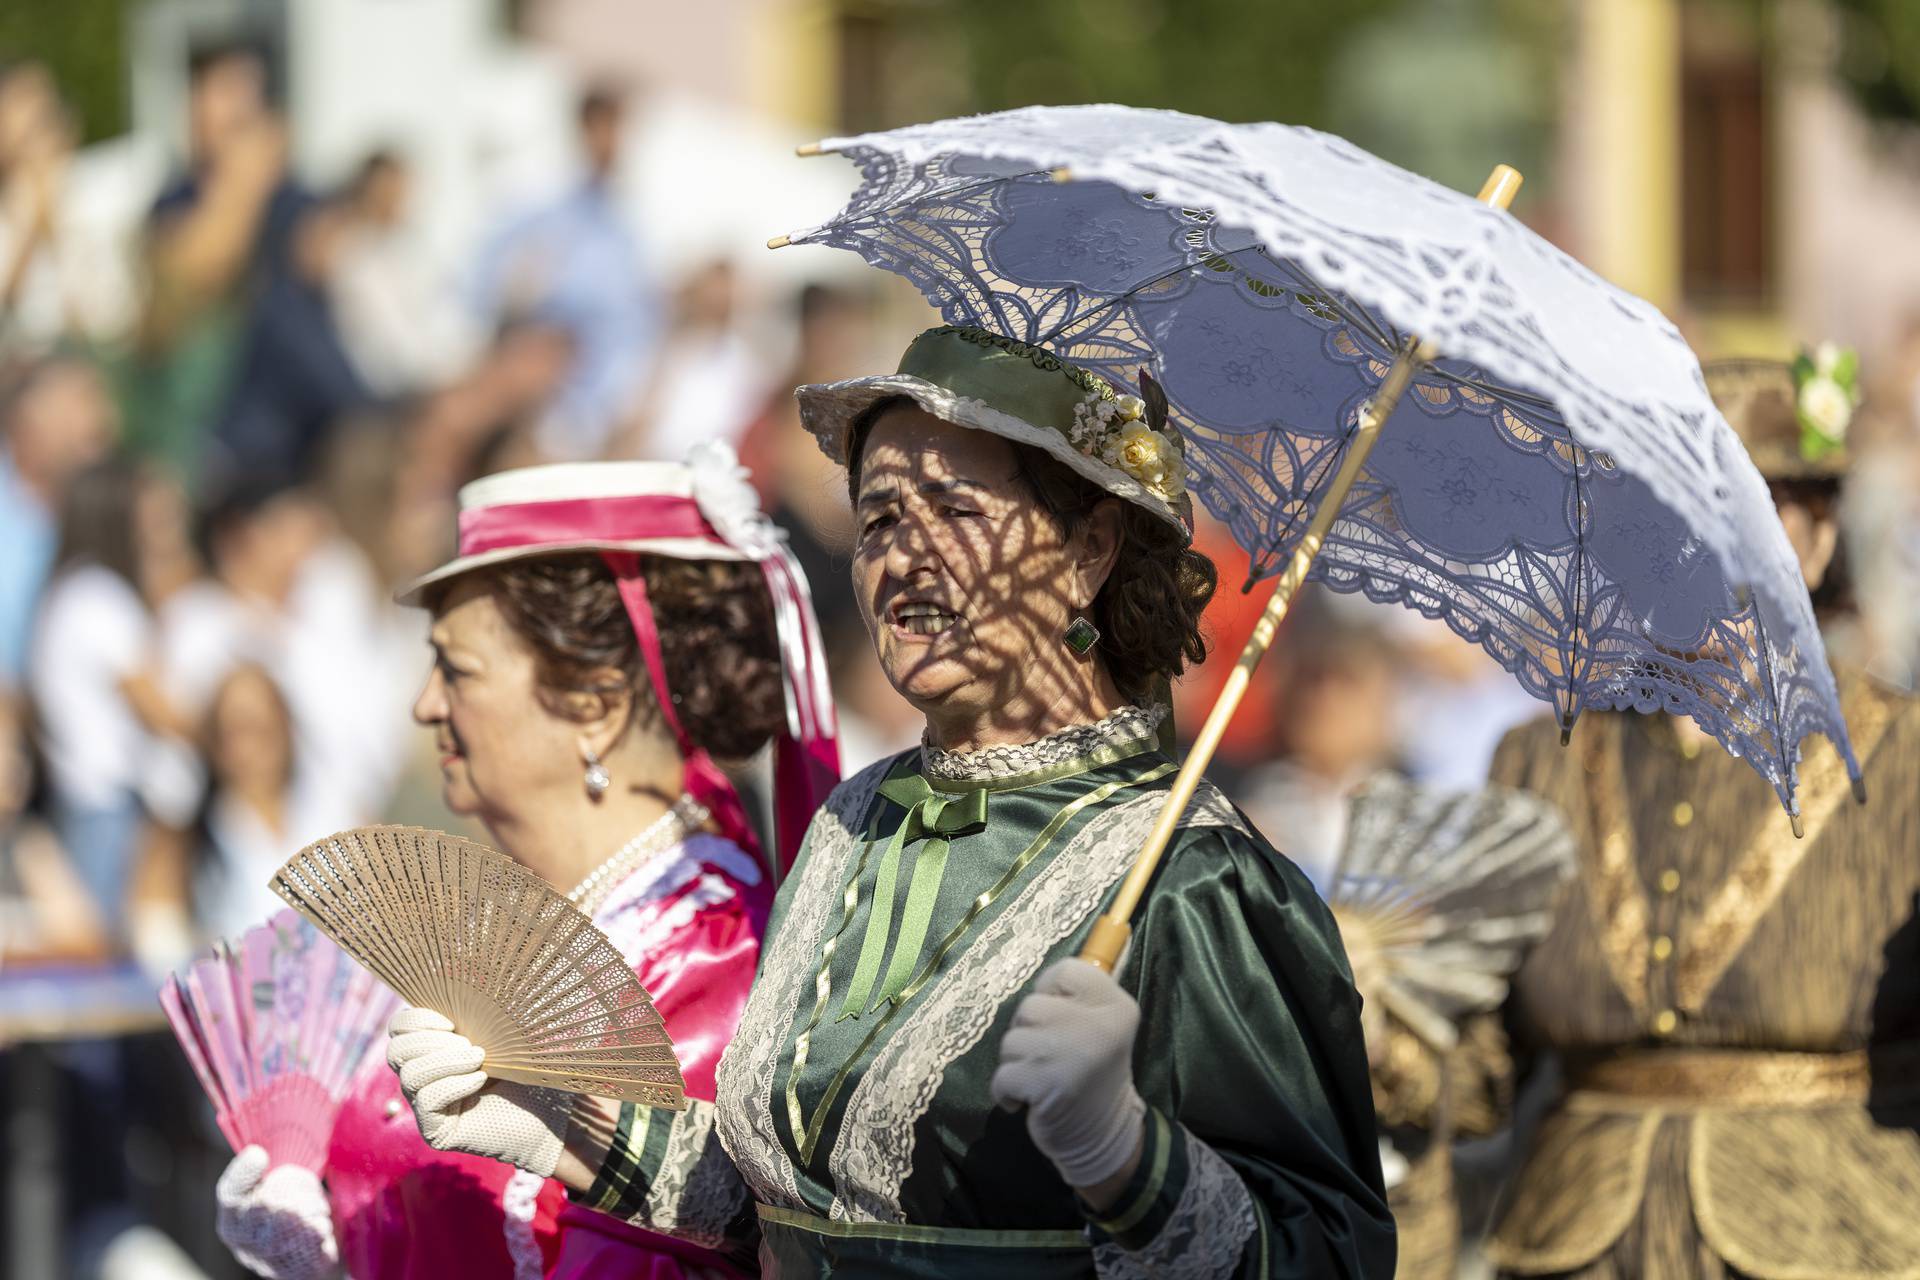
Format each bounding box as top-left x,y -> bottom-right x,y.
1481,668 -> 1920,1279
1367,1018 -> 1510,1280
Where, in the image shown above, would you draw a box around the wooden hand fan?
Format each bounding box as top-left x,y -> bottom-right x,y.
1326,773 -> 1575,1053
270,825 -> 686,1110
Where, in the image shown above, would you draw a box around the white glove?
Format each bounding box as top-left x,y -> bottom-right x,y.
386,1006 -> 568,1177
989,958 -> 1147,1189
214,1146 -> 341,1280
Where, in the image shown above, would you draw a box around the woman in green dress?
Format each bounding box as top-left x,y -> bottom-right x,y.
386,324 -> 1395,1278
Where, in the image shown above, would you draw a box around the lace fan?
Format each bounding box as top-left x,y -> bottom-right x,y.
160,908 -> 400,1172
1326,773 -> 1575,1052
270,825 -> 686,1109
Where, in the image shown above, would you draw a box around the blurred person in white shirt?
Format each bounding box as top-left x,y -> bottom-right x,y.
0,60 -> 142,354
188,662 -> 339,941
27,459 -> 199,941
1239,598 -> 1403,890
161,472 -> 397,828
0,354 -> 118,689
1384,607 -> 1544,791
325,148 -> 479,396
614,258 -> 766,460
0,689 -> 107,962
469,84 -> 658,460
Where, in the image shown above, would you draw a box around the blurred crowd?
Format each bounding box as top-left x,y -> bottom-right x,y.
8,33 -> 1920,983
0,42 -> 907,984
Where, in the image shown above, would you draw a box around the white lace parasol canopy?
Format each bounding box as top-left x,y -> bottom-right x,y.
779,105 -> 1859,813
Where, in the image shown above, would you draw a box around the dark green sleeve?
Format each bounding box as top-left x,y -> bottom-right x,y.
1089,826 -> 1396,1278
569,1099 -> 760,1260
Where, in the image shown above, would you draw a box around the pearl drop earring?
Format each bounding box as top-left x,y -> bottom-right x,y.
582,746 -> 611,799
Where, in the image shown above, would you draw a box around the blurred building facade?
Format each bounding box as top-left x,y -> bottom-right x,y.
1561,0 -> 1920,364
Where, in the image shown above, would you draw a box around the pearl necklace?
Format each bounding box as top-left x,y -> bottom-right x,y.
565,795 -> 709,916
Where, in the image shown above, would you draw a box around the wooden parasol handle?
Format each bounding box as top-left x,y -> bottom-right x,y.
1079,163 -> 1524,973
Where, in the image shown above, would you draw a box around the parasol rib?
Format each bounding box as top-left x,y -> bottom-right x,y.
1078,164 -> 1524,973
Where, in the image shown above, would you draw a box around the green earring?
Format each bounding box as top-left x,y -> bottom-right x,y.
1063,616 -> 1101,656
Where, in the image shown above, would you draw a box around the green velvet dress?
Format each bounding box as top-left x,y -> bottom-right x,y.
574,706 -> 1394,1278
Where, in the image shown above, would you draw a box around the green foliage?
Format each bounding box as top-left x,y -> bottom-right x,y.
1325,0 -> 1568,197
0,0 -> 128,143
1827,0 -> 1920,127
888,0 -> 1414,129
863,0 -> 1566,197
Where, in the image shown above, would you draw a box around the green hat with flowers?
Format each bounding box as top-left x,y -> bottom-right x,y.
1702,344 -> 1859,482
795,325 -> 1195,538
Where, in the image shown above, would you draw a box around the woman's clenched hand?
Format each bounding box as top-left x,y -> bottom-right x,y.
386,1006 -> 569,1178
989,958 -> 1147,1201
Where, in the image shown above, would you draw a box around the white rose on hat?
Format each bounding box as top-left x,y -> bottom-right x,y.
1798,375 -> 1853,444
687,441 -> 780,555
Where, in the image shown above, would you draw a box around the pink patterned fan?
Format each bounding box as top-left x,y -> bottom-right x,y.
160,907 -> 401,1173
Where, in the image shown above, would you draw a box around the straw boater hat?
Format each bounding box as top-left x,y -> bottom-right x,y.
1702,356 -> 1851,483
398,443 -> 839,872
796,324 -> 1196,537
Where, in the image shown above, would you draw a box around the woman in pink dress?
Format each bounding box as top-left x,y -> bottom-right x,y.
211,445 -> 839,1280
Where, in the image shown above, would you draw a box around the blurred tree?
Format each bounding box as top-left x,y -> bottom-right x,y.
1327,0 -> 1569,199
1827,0 -> 1920,126
858,0 -> 1414,130
845,0 -> 1565,198
0,0 -> 127,143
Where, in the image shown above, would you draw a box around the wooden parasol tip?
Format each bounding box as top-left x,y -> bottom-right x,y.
1050,167 -> 1075,184
795,142 -> 825,157
1852,776 -> 1869,805
1476,164 -> 1524,211
1790,812 -> 1805,839
767,235 -> 793,250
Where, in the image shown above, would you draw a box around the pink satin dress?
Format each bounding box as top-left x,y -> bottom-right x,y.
324,834 -> 768,1280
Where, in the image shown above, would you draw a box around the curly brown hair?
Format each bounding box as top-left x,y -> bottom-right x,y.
431,553 -> 787,760
848,402 -> 1217,699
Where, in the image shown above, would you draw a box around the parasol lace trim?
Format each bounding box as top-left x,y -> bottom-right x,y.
793,106 -> 1858,813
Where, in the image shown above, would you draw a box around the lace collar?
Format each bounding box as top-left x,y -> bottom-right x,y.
920,703 -> 1167,784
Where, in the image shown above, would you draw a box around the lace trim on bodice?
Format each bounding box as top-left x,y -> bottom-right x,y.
920,703 -> 1166,783
826,779 -> 1246,1223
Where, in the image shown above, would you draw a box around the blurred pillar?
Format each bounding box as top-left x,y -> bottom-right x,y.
744,0 -> 839,133
1565,0 -> 1681,313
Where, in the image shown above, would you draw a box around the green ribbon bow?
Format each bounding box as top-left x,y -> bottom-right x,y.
837,774 -> 990,1020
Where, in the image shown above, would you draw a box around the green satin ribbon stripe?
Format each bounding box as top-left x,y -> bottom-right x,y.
786,755 -> 1173,1168
838,774 -> 990,1019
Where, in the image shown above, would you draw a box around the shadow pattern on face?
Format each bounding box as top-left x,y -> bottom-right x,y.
850,407 -> 1108,740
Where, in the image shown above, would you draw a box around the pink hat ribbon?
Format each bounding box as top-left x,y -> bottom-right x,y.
451,449 -> 840,876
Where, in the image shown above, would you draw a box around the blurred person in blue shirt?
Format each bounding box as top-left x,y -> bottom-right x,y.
469,84 -> 658,460
0,354 -> 116,686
